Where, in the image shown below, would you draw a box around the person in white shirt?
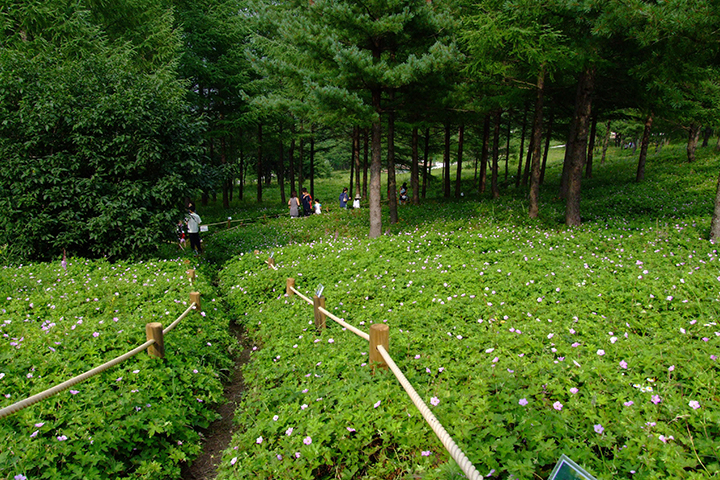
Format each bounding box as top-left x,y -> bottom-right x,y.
185,203 -> 202,255
353,194 -> 361,209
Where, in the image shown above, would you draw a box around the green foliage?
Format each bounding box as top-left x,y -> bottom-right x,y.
210,148 -> 720,479
0,257 -> 235,479
0,1 -> 205,261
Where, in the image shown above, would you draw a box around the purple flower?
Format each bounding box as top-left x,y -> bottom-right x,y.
92,332 -> 99,338
651,395 -> 662,404
303,436 -> 312,445
230,456 -> 238,465
30,430 -> 39,438
273,415 -> 279,421
597,349 -> 605,356
668,365 -> 675,372
519,398 -> 528,406
374,400 -> 381,408
619,360 -> 628,369
295,452 -> 301,458
594,424 -> 604,434
256,436 -> 263,444
570,387 -> 578,395
328,338 -> 334,343
57,435 -> 67,441
286,427 -> 294,436
624,401 -> 634,407
301,404 -> 308,410
689,400 -> 700,410
346,427 -> 356,432
430,396 -> 440,406
14,475 -> 27,480
553,401 -> 563,411
421,451 -> 431,456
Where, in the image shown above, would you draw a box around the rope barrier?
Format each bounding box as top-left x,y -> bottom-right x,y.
0,295 -> 199,420
318,306 -> 370,341
163,302 -> 196,335
0,340 -> 155,420
376,345 -> 483,480
288,279 -> 482,479
289,286 -> 313,305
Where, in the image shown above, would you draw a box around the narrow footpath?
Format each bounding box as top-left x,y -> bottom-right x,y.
180,321 -> 250,480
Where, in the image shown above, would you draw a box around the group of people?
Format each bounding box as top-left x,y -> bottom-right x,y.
288,188 -> 323,217
289,187 -> 362,217
289,183 -> 409,217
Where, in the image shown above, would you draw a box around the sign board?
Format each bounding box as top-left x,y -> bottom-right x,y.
200,225 -> 209,232
548,455 -> 598,480
316,284 -> 324,297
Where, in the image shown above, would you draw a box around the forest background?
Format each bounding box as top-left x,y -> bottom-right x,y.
3,0 -> 720,262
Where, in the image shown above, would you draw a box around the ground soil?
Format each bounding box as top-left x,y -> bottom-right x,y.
180,321 -> 250,480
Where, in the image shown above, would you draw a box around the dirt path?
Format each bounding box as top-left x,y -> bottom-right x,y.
180,321 -> 250,480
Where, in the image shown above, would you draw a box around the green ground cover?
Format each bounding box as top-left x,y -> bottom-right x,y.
2,143 -> 720,479
0,258 -> 236,480
210,145 -> 720,479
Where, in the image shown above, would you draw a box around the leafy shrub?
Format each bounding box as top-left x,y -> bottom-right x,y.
0,258 -> 235,480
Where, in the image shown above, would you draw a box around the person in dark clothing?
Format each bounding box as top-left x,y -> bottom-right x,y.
301,188 -> 313,216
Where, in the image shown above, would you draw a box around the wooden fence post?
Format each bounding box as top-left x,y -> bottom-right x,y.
286,278 -> 295,296
370,324 -> 389,370
186,268 -> 195,282
146,322 -> 165,358
268,258 -> 276,269
313,295 -> 326,330
227,217 -> 232,228
190,291 -> 201,312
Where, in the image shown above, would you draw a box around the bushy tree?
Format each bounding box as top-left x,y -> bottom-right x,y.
0,1 -> 204,261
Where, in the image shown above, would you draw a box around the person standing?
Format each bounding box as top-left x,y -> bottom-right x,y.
301,188 -> 313,216
288,191 -> 301,218
353,193 -> 361,209
339,187 -> 349,208
186,203 -> 202,255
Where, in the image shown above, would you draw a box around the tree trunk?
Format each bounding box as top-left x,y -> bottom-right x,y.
687,123 -> 701,162
298,137 -> 304,193
529,67 -> 545,218
354,126 -> 361,195
238,137 -> 245,201
516,104 -> 528,189
257,123 -> 263,203
422,127 -> 430,199
443,122 -> 451,198
702,126 -> 712,148
601,119 -> 610,165
411,126 -> 420,205
222,137 -> 230,208
560,106 -> 579,199
709,167 -> 720,242
565,68 -> 595,226
491,109 -> 501,199
310,128 -> 315,198
289,135 -> 296,195
369,87 -> 383,238
586,113 -> 598,178
350,126 -> 358,199
387,92 -> 398,225
636,113 -> 653,183
505,110 -> 511,181
278,126 -> 286,205
540,109 -> 553,186
522,130 -> 533,187
455,124 -> 464,198
479,115 -> 490,194
363,128 -> 369,198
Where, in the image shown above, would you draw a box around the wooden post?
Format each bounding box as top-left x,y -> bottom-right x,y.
369,324 -> 389,370
286,278 -> 295,296
313,295 -> 326,330
146,322 -> 164,358
227,217 -> 232,228
186,268 -> 195,282
268,258 -> 276,269
190,291 -> 201,312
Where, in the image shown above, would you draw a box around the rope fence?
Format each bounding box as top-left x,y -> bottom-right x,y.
0,276 -> 203,420
284,274 -> 482,480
